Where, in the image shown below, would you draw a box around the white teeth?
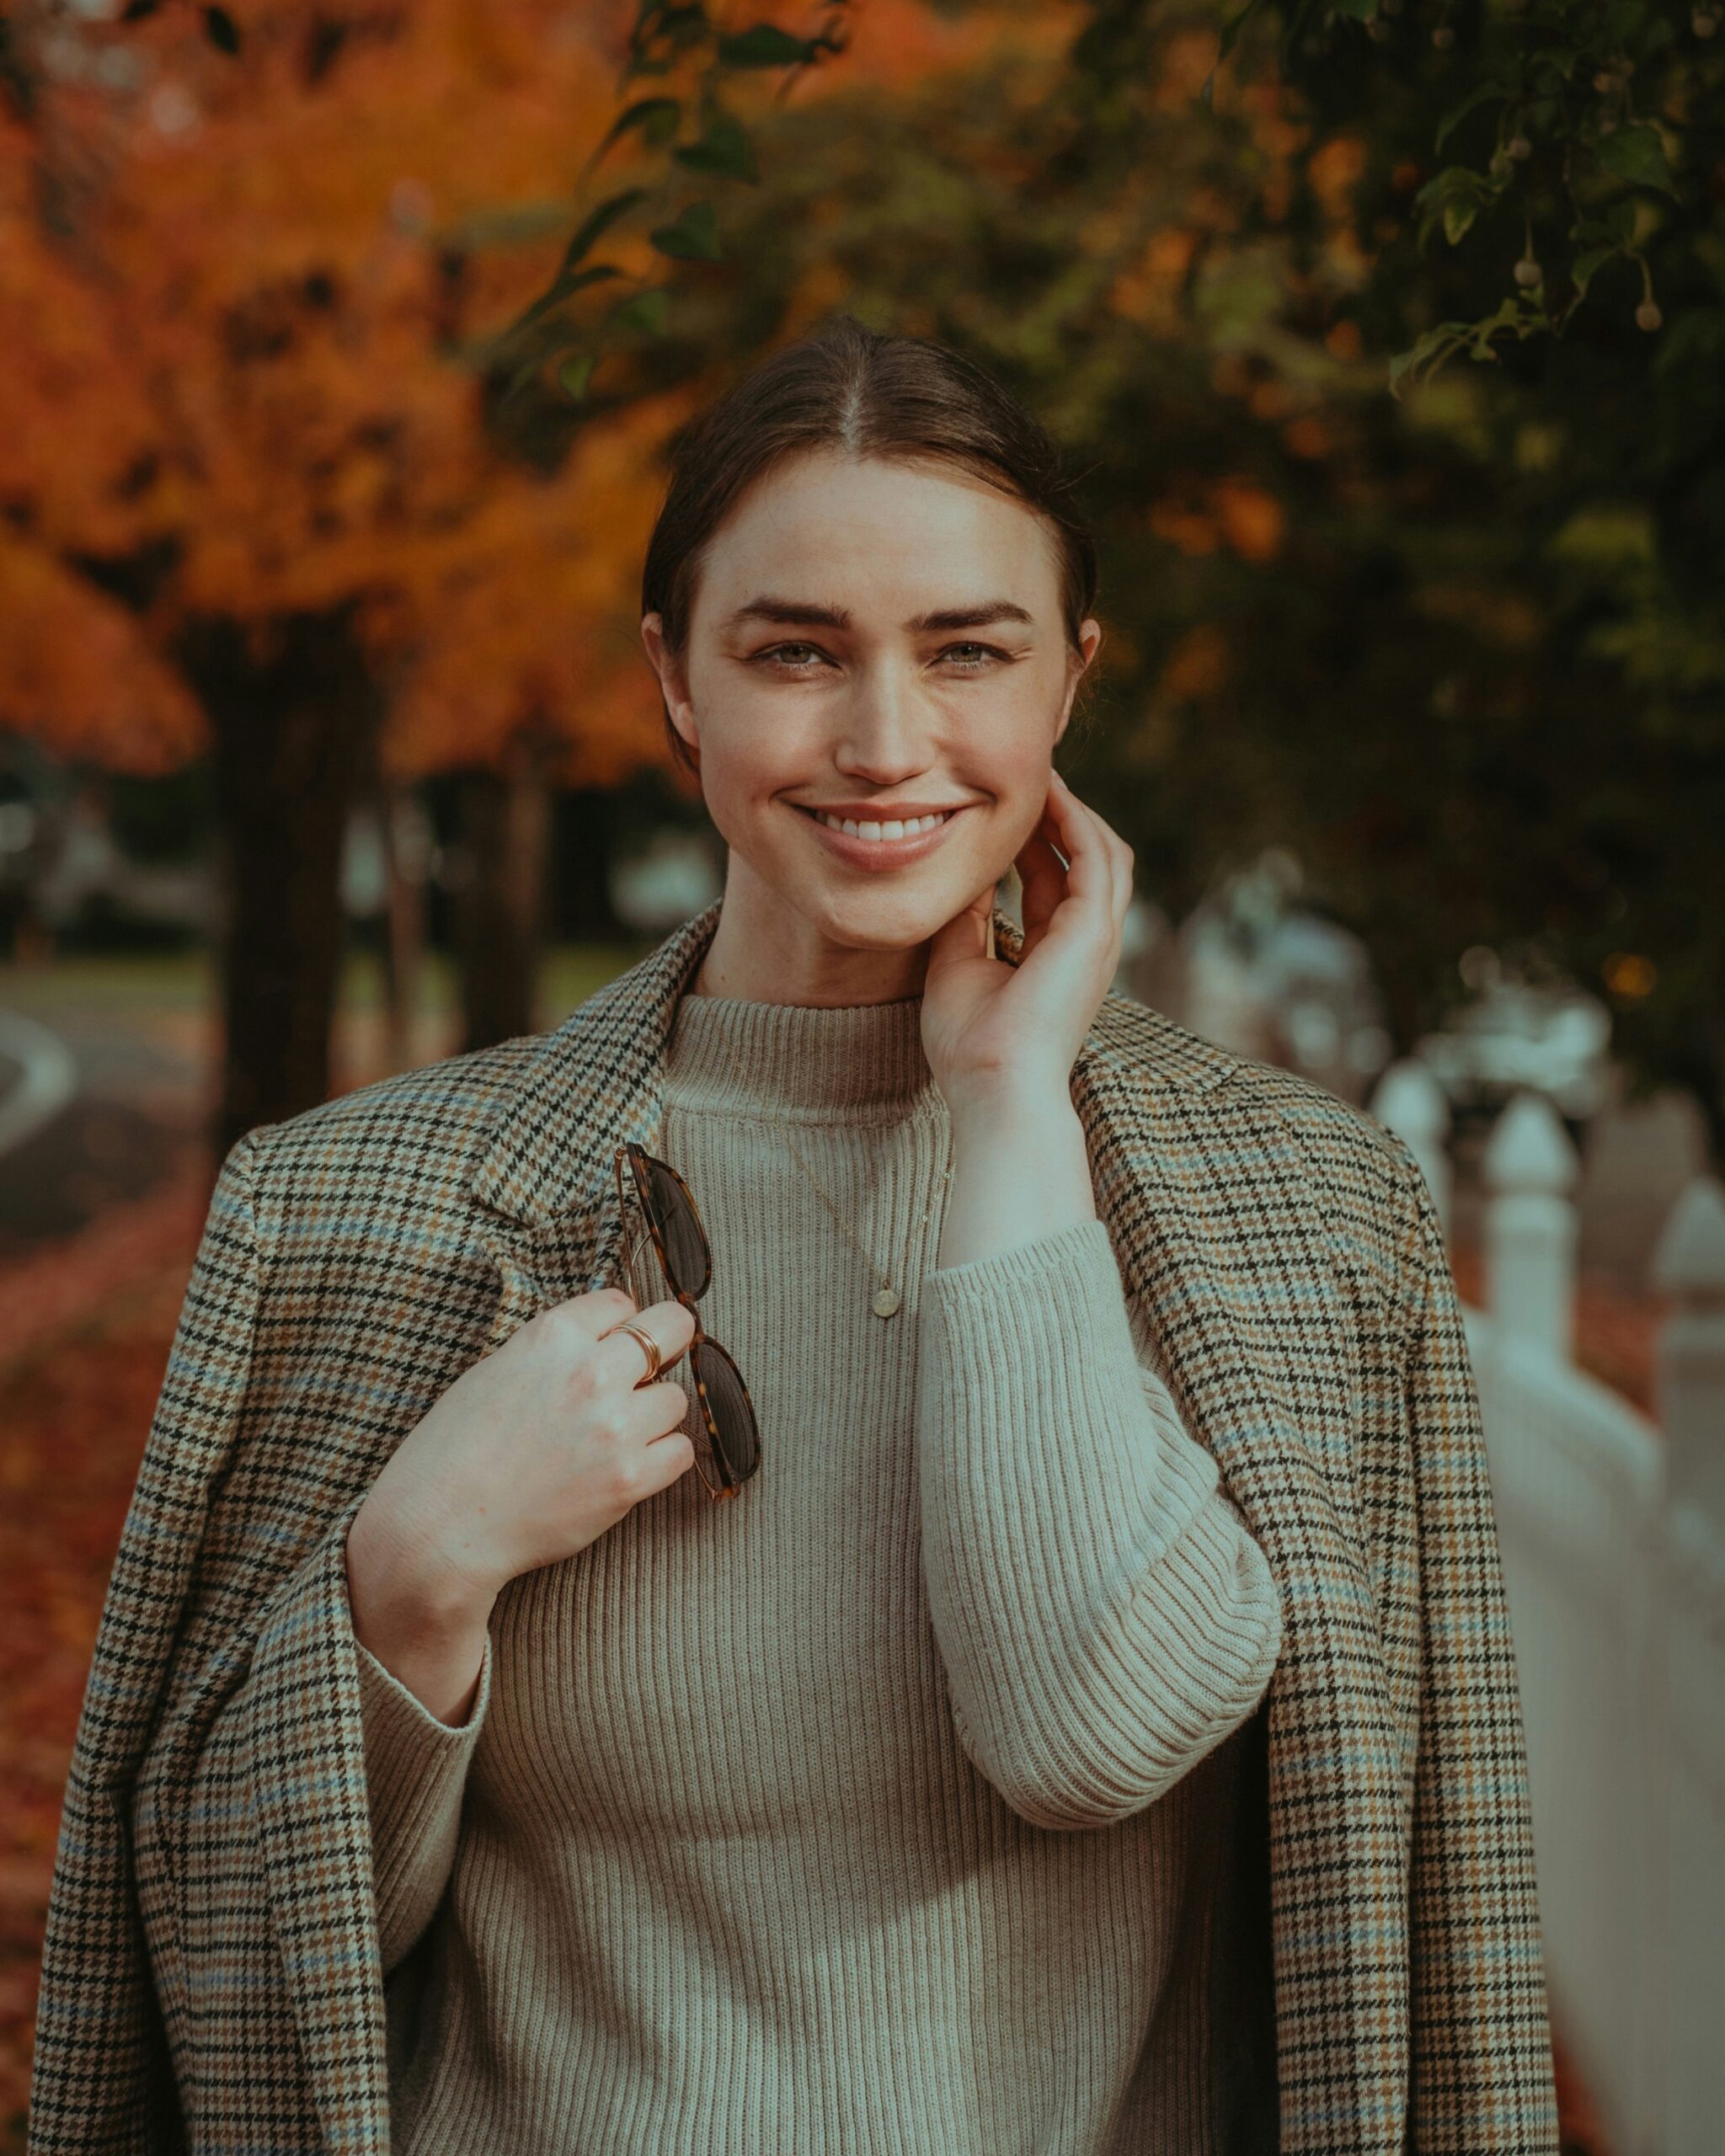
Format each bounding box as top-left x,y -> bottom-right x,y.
811,809 -> 948,841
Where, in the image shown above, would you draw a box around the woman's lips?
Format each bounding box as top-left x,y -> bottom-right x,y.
792,802 -> 968,871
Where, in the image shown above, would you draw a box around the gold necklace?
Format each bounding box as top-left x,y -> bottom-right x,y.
767,1113 -> 953,1319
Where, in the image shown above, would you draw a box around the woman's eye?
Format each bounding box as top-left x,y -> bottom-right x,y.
750,640 -> 1006,672
752,643 -> 827,670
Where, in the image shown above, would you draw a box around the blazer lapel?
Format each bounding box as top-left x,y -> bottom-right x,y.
467,901 -> 720,1351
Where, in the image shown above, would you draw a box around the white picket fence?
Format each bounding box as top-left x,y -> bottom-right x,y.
1372,1065 -> 1725,2156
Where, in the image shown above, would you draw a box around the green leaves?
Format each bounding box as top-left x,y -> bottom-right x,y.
1200,0 -> 1273,116
1200,0 -> 1326,115
649,198 -> 722,260
1568,245 -> 1620,298
559,189 -> 649,275
1595,124 -> 1674,192
501,264 -> 622,346
557,353 -> 599,405
1414,165 -> 1505,248
675,108 -> 758,182
473,0 -> 841,433
588,98 -> 684,170
716,24 -> 821,68
608,288 -> 671,336
1388,296 -> 1546,398
1435,81 -> 1510,156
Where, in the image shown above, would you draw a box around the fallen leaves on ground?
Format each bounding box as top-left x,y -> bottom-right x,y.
0,1231 -> 201,2149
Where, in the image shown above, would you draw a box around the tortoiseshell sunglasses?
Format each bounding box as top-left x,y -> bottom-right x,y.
612,1140 -> 761,1502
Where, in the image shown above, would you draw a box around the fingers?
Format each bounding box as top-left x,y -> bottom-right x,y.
561,1283 -> 643,1340
1016,824 -> 1068,923
595,1294 -> 697,1386
1009,776 -> 1130,987
1044,774 -> 1133,919
634,1431 -> 697,1497
927,879 -> 996,969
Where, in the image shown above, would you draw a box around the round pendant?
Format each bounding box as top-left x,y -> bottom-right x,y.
872,1286 -> 901,1319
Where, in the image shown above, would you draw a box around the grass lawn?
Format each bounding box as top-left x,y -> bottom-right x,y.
0,939 -> 655,1028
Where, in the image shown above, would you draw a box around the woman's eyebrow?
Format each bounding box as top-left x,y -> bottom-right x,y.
723,597 -> 1034,633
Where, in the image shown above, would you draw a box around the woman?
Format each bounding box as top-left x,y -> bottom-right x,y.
30,317 -> 1557,2155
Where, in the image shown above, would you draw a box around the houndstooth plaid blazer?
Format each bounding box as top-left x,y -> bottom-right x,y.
29,896 -> 1558,2153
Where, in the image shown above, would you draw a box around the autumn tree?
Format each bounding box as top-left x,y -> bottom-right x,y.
0,0 -> 864,1146
9,0 -> 1715,1150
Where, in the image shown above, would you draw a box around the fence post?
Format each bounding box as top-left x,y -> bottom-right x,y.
1370,1059 -> 1452,1239
1651,1175 -> 1725,1526
1482,1091 -> 1579,1360
1637,1175 -> 1725,2153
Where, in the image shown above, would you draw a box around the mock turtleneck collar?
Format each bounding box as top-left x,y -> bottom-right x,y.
660,989 -> 945,1124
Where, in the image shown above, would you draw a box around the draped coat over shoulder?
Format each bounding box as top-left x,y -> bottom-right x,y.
28,899 -> 1558,2154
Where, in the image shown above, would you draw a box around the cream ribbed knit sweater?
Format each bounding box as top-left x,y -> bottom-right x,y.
352,990 -> 1284,2153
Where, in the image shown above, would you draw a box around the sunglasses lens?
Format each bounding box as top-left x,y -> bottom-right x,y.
692,1338 -> 759,1486
640,1157 -> 711,1301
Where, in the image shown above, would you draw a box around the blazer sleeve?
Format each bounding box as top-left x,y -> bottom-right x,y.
29,1134 -> 271,2154
28,1131 -> 395,2153
1391,1140 -> 1561,2150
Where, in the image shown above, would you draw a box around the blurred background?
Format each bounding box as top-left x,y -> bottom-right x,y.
2,1 -> 1721,2149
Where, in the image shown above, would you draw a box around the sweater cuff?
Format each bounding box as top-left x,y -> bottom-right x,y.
355,1629 -> 493,1750
355,1629 -> 491,1973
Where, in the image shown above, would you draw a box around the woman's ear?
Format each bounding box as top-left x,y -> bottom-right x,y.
1052,617 -> 1103,748
642,612 -> 700,769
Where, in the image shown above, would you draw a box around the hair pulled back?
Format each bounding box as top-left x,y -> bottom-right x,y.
641,313 -> 1099,776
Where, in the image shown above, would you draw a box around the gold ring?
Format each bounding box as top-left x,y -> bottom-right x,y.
614,1320 -> 662,1384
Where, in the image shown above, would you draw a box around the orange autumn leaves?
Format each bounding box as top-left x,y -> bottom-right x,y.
0,7 -> 671,782
2,0 -> 1365,786
1149,475 -> 1286,564
0,0 -> 1056,790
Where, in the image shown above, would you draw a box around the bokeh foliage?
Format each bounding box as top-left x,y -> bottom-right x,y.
3,0 -> 1720,1150
603,0 -> 1719,1145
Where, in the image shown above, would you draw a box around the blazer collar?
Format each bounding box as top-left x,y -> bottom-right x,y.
468,894 -> 1236,1233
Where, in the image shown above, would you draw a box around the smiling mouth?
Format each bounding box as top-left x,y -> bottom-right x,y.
793,804 -> 960,843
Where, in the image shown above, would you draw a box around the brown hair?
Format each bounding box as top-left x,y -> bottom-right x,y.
641,313 -> 1100,778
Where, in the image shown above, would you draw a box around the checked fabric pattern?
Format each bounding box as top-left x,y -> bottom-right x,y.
28,897 -> 1558,2153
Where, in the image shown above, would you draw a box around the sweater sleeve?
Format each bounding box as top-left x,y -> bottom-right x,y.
916,1214 -> 1283,1831
352,1622 -> 493,1977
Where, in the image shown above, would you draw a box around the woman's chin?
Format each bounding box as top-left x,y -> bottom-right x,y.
790,873 -> 996,953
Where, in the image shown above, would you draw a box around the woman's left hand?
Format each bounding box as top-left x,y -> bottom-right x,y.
921,769 -> 1135,1116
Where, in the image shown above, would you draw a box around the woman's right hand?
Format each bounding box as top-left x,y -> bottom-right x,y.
344,1285 -> 697,1721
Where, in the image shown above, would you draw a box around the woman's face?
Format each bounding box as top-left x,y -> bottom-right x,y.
642,448 -> 1100,963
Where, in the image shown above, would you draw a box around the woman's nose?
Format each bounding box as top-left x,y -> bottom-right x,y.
832,664 -> 933,779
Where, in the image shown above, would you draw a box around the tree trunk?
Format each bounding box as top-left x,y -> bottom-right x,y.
456,735 -> 552,1051
183,608 -> 378,1157
377,782 -> 430,1072
351,711 -> 431,1073
557,784 -> 626,942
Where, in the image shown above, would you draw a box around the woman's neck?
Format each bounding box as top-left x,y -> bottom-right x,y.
692,869 -> 936,1007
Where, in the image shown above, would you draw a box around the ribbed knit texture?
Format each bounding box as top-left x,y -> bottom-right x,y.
351,990 -> 1284,2153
